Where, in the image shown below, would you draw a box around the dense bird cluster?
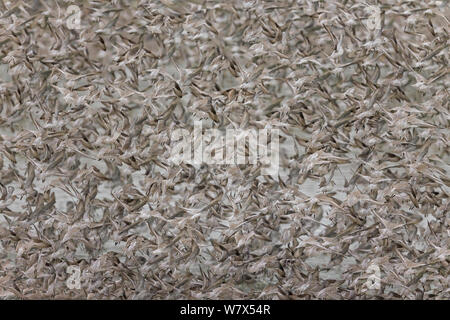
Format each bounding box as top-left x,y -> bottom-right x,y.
0,0 -> 448,299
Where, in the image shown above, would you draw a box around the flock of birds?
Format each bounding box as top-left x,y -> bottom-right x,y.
0,0 -> 448,299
